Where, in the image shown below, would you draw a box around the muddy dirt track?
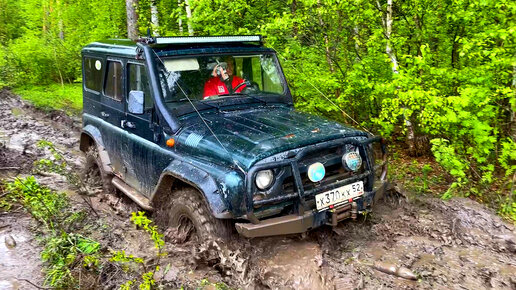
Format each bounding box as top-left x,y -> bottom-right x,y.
1,89 -> 515,289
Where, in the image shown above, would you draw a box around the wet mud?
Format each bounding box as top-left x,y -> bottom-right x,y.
1,89 -> 515,289
0,214 -> 44,290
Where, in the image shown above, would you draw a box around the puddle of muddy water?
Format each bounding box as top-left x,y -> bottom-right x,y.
253,238 -> 326,289
0,216 -> 43,290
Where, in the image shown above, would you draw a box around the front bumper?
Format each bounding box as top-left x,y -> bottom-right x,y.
235,180 -> 388,238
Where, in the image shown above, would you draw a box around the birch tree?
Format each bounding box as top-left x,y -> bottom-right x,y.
184,0 -> 193,36
126,0 -> 138,40
150,0 -> 159,36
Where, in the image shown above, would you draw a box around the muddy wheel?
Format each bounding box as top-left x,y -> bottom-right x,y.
156,187 -> 234,243
81,146 -> 114,195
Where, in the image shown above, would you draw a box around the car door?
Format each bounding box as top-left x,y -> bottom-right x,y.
100,58 -> 126,179
122,62 -> 172,196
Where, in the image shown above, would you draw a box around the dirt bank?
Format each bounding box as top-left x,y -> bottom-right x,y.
1,89 -> 515,289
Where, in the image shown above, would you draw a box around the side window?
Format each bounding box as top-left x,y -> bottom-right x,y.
84,57 -> 104,92
128,64 -> 153,110
104,61 -> 123,101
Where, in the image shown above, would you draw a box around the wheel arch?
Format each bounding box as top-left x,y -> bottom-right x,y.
150,161 -> 232,219
79,125 -> 112,174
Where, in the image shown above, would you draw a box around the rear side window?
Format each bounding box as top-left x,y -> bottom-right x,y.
104,61 -> 123,101
128,64 -> 153,110
84,57 -> 104,92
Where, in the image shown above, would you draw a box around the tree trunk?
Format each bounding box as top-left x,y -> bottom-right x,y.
184,0 -> 193,36
381,0 -> 417,155
151,0 -> 159,36
385,0 -> 398,73
317,0 -> 334,73
178,0 -> 183,34
511,66 -> 516,142
126,0 -> 139,40
291,0 -> 298,37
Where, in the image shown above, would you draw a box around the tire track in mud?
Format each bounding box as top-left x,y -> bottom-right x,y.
1,89 -> 515,289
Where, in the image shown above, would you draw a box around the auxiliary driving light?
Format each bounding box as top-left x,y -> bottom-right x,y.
255,170 -> 274,190
343,151 -> 362,172
307,162 -> 325,182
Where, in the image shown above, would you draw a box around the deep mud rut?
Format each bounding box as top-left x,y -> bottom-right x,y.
1,89 -> 515,289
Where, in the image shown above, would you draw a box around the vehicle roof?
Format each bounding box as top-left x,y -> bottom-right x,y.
81,36 -> 270,58
82,39 -> 138,57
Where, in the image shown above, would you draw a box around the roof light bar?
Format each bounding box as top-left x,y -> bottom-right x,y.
154,35 -> 262,45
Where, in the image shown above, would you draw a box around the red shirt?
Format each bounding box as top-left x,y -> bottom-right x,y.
203,76 -> 245,99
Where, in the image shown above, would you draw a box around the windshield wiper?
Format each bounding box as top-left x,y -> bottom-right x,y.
198,99 -> 220,111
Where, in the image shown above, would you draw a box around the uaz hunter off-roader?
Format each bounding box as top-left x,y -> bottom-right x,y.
80,36 -> 387,239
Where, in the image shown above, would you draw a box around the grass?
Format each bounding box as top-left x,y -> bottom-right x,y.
13,83 -> 83,116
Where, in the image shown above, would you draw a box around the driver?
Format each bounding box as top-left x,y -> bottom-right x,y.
203,57 -> 246,99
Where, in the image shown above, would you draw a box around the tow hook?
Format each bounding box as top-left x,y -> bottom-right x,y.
351,201 -> 358,220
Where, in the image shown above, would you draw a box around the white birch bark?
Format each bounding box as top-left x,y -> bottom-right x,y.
184,0 -> 193,36
151,0 -> 159,36
381,0 -> 416,154
385,0 -> 398,73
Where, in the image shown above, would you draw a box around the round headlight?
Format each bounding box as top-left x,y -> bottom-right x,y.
307,162 -> 325,182
255,170 -> 274,190
343,151 -> 362,172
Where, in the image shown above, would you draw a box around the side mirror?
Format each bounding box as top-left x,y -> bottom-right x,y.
128,90 -> 144,115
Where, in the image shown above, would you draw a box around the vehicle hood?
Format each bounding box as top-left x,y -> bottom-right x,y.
175,105 -> 367,171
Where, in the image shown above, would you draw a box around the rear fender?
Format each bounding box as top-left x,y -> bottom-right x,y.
80,125 -> 112,174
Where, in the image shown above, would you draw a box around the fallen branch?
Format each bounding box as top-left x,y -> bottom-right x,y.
16,278 -> 53,290
0,167 -> 20,171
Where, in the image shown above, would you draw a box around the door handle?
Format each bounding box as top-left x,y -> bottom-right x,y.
100,111 -> 110,118
121,120 -> 136,129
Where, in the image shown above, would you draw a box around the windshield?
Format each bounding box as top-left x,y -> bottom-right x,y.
157,53 -> 287,106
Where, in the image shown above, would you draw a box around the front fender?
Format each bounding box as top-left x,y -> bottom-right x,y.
150,159 -> 233,219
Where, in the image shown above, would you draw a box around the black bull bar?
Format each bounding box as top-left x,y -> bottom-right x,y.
243,136 -> 387,225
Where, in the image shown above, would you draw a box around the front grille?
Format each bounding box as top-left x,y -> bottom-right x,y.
246,136 -> 383,219
282,151 -> 366,195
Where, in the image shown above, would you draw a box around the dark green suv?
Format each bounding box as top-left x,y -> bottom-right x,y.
80,36 -> 387,239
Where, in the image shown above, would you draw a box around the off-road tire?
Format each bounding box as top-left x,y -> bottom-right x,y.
156,187 -> 234,242
81,145 -> 114,195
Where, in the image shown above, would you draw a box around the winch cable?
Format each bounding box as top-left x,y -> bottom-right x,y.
269,45 -> 372,135
151,50 -> 246,175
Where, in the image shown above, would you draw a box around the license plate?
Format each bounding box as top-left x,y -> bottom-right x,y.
315,181 -> 364,211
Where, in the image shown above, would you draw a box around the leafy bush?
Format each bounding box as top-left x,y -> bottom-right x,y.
3,176 -> 101,287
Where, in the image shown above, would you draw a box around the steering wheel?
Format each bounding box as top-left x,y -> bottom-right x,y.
234,80 -> 259,94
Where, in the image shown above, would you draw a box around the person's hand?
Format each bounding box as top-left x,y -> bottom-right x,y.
212,65 -> 229,80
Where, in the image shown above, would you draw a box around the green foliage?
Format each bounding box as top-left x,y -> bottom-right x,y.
0,0 -> 126,87
5,176 -> 68,229
111,250 -> 144,267
3,176 -> 101,288
499,198 -> 516,223
41,232 -> 100,287
131,211 -> 165,252
13,83 -> 82,115
498,139 -> 516,176
112,212 -> 166,289
197,278 -> 230,290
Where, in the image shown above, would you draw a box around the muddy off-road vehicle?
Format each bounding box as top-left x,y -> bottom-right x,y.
80,35 -> 388,239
